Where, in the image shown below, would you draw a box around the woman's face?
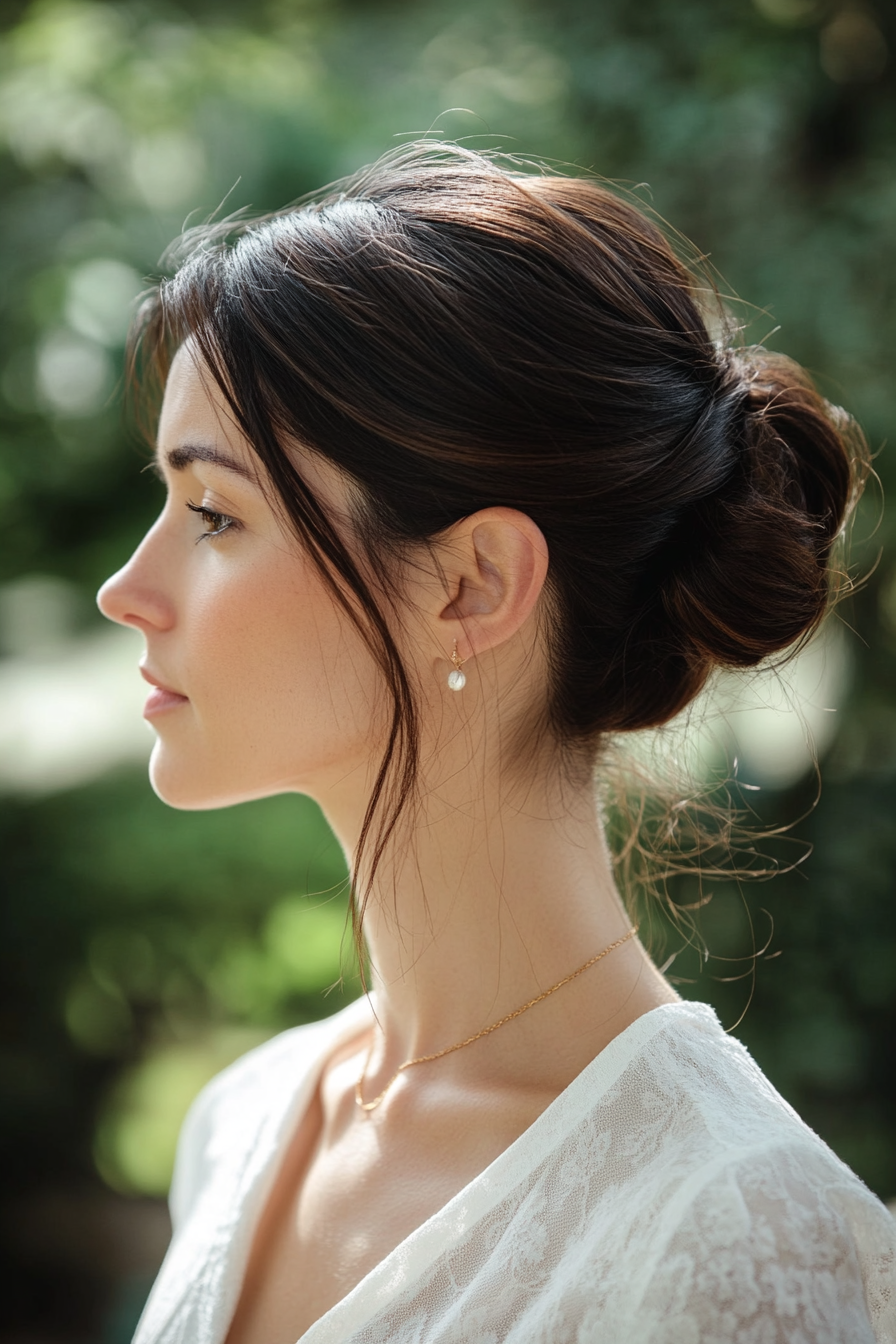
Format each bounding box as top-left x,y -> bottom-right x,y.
97,345 -> 385,811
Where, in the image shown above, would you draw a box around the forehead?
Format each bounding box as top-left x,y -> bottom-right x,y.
155,343 -> 262,485
158,341 -> 359,523
159,344 -> 238,442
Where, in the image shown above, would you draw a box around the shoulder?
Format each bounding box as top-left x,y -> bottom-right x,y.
625,1000 -> 835,1151
605,1002 -> 896,1342
628,1138 -> 896,1343
168,996 -> 372,1231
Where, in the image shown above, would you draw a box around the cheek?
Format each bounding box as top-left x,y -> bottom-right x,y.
184,554 -> 382,784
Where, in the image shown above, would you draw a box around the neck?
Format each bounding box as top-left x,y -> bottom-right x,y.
317,740 -> 675,1098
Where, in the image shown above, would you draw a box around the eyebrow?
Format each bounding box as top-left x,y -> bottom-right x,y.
158,443 -> 258,482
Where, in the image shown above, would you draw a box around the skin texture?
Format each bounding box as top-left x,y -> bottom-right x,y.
98,346 -> 678,1344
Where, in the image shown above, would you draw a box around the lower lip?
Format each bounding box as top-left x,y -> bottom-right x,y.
143,687 -> 189,718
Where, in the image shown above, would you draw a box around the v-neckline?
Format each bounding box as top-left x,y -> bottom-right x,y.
208,998 -> 707,1344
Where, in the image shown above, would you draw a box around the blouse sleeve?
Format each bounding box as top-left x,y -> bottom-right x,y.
166,1072 -> 225,1235
630,1143 -> 896,1344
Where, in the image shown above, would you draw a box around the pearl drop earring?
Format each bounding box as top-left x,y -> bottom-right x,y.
447,641 -> 466,691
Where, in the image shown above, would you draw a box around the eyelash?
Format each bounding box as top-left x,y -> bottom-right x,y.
186,500 -> 239,541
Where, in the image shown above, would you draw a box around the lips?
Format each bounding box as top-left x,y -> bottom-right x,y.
140,665 -> 189,718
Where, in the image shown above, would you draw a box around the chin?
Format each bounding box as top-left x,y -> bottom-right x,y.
148,746 -> 250,811
149,767 -> 231,812
147,743 -> 311,811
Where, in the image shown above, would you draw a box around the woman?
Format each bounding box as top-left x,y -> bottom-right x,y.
98,143 -> 894,1343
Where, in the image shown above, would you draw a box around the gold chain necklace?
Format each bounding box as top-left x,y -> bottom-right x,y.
355,926 -> 639,1113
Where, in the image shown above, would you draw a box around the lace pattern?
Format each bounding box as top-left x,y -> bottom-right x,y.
133,1001 -> 896,1344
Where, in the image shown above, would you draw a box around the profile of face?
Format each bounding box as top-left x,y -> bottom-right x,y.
97,346 -> 386,812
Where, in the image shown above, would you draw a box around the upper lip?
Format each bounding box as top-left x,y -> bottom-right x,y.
140,665 -> 186,697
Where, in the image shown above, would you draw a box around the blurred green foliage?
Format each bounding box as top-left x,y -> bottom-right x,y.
0,0 -> 894,1337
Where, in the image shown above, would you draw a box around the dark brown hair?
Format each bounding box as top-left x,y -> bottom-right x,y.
131,141 -> 866,911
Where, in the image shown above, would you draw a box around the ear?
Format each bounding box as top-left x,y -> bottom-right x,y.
428,507 -> 549,663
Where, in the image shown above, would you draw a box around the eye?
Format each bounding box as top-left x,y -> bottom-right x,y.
186,500 -> 238,540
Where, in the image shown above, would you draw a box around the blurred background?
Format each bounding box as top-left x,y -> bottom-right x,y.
0,0 -> 894,1338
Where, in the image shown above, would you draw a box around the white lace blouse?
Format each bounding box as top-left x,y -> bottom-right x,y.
133,999 -> 895,1344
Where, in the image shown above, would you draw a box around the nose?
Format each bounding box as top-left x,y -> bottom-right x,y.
97,521 -> 175,634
